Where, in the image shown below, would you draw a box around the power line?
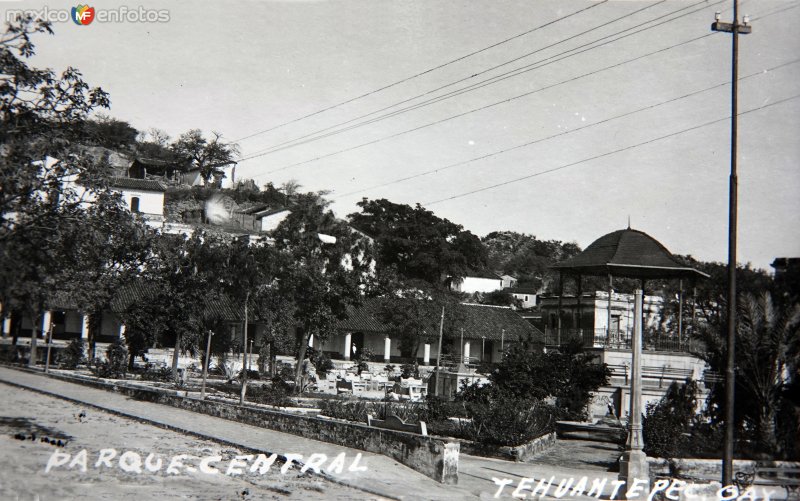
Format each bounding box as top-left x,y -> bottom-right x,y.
243,1 -> 797,174
241,0 -> 675,157
331,59 -> 799,201
231,1 -> 609,143
423,95 -> 800,206
247,31 -> 717,177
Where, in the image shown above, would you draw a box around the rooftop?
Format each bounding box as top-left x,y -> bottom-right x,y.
109,177 -> 168,192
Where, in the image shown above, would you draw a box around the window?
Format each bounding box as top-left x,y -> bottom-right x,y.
130,196 -> 140,213
524,295 -> 529,302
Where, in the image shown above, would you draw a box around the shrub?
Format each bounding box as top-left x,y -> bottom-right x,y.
247,378 -> 294,407
465,396 -> 556,446
643,379 -> 699,458
308,348 -> 334,379
91,340 -> 128,378
400,362 -> 418,379
58,338 -> 85,369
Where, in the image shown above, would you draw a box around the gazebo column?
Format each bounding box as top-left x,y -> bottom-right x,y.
576,274 -> 583,344
607,274 -> 613,345
678,279 -> 684,348
619,289 -> 649,492
557,271 -> 563,343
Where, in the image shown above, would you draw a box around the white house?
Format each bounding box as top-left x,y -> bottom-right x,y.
450,270 -> 503,294
506,286 -> 538,309
108,177 -> 167,225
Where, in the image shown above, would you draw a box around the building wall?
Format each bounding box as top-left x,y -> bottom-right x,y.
511,293 -> 537,309
452,276 -> 503,294
259,210 -> 291,232
120,189 -> 164,217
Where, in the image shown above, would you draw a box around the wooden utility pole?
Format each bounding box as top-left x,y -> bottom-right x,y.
434,306 -> 444,397
711,4 -> 751,486
201,330 -> 213,399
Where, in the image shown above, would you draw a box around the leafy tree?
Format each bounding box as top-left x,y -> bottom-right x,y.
475,290 -> 522,308
171,129 -> 239,186
377,278 -> 464,360
348,198 -> 486,286
273,194 -> 372,390
481,231 -> 581,291
643,379 -> 700,458
490,340 -> 609,419
83,114 -> 139,151
1,15 -> 110,241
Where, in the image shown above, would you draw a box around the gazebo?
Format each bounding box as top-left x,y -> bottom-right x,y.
551,227 -> 707,495
550,227 -> 709,348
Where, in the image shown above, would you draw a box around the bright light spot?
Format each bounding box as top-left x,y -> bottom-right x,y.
581,116 -> 586,122
468,140 -> 475,145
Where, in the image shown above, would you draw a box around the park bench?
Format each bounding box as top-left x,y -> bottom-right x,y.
642,365 -> 694,388
735,463 -> 800,498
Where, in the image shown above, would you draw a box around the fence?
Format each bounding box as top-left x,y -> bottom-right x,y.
543,327 -> 703,353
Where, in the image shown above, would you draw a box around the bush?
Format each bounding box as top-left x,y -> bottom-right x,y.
400,362 -> 418,379
247,378 -> 294,407
91,340 -> 128,378
57,338 -> 85,369
308,348 -> 334,379
465,396 -> 556,446
643,379 -> 699,458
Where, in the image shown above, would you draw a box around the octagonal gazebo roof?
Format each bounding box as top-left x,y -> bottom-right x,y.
552,228 -> 709,280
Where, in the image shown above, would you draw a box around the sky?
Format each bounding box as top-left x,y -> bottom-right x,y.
8,0 -> 799,271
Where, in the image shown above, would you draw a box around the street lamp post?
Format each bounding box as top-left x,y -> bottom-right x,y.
711,3 -> 751,486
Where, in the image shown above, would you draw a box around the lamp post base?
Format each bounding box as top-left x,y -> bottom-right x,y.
619,449 -> 650,496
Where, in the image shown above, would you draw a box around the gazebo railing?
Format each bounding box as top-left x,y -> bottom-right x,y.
543,327 -> 703,353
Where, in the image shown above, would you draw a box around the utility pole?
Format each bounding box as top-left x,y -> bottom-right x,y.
711,4 -> 751,487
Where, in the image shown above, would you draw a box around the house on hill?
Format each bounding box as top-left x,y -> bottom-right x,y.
450,269 -> 503,294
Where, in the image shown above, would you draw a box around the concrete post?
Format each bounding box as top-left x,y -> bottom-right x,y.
80,315 -> 90,340
2,317 -> 10,338
423,343 -> 431,364
384,336 -> 391,362
344,333 -> 352,361
308,334 -> 314,348
42,311 -> 52,337
463,341 -> 470,363
619,289 -> 649,493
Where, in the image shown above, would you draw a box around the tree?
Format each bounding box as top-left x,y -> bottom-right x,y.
489,340 -> 609,419
694,291 -> 800,456
171,130 -> 239,186
83,114 -> 139,151
273,194 -> 372,390
1,15 -> 110,242
348,198 -> 486,286
481,231 -> 581,291
376,278 -> 464,360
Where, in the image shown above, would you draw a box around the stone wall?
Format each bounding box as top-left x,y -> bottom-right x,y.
459,432 -> 557,462
40,371 -> 459,484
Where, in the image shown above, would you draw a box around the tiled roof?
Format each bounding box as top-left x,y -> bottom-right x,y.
507,287 -> 538,295
336,297 -> 541,343
465,269 -> 502,280
44,282 -> 242,322
552,228 -> 709,280
109,177 -> 168,192
111,282 -> 243,321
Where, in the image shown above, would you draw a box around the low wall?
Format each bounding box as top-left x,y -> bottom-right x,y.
648,457 -> 800,480
32,370 -> 459,484
459,432 -> 557,462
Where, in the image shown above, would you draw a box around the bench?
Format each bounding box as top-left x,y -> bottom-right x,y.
735,463 -> 800,497
641,365 -> 694,388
